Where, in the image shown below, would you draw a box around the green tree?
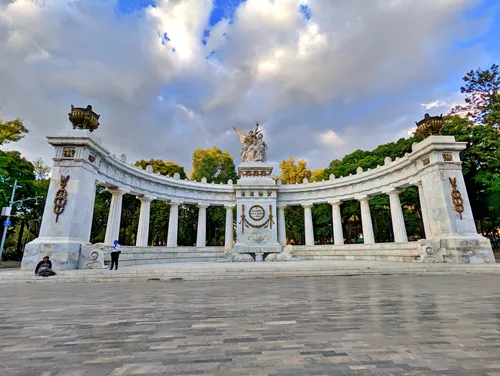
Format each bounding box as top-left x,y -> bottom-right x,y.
190,147 -> 237,183
135,159 -> 187,179
452,64 -> 500,125
0,115 -> 28,146
189,147 -> 237,246
0,150 -> 38,260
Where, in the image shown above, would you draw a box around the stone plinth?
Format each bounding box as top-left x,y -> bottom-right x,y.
233,162 -> 281,261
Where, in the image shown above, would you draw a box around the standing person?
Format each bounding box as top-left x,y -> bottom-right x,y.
110,240 -> 121,270
35,256 -> 56,277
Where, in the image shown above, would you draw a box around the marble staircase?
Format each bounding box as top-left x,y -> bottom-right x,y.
291,242 -> 420,262
107,246 -> 226,266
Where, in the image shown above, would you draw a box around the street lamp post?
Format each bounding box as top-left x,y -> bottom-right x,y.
0,180 -> 20,260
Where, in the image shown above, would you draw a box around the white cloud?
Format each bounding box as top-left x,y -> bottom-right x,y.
318,130 -> 345,147
0,0 -> 489,171
421,100 -> 447,110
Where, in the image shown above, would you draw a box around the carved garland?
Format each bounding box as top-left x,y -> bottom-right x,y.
238,204 -> 275,233
449,177 -> 464,220
53,175 -> 70,222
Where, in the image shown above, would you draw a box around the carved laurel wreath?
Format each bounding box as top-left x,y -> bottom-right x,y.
449,177 -> 464,220
239,204 -> 275,233
53,175 -> 70,222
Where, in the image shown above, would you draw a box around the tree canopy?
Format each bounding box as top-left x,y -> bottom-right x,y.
278,157 -> 311,184
134,159 -> 187,179
0,115 -> 28,146
190,147 -> 237,183
452,64 -> 500,125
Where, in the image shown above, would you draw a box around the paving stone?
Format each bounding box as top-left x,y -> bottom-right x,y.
1,275 -> 500,375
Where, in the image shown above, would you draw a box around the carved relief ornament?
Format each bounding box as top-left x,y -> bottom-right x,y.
449,177 -> 464,219
53,175 -> 70,222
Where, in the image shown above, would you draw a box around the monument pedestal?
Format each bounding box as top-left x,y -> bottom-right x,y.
232,162 -> 281,261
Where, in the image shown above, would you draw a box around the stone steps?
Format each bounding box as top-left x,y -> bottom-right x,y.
1,260 -> 499,285
292,243 -> 420,262
108,246 -> 226,266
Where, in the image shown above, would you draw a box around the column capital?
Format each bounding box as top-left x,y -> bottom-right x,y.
382,187 -> 402,195
301,203 -> 313,208
277,203 -> 287,209
224,204 -> 236,209
137,195 -> 156,202
169,200 -> 183,207
107,188 -> 127,196
197,203 -> 210,209
355,195 -> 371,202
328,199 -> 342,206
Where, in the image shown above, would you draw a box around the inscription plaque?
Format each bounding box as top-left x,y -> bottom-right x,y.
249,205 -> 265,221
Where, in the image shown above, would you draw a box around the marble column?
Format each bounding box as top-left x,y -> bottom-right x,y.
329,200 -> 344,245
196,203 -> 209,248
357,196 -> 375,245
386,189 -> 408,243
416,181 -> 431,239
136,196 -> 155,247
167,201 -> 182,247
277,204 -> 287,246
302,203 -> 314,246
224,205 -> 235,250
104,189 -> 126,245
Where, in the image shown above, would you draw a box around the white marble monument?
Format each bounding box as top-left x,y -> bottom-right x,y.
19,111 -> 495,270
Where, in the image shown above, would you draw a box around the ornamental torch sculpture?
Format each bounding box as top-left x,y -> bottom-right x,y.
415,113 -> 444,139
68,105 -> 100,132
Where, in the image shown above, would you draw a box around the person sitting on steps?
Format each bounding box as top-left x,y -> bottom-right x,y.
35,256 -> 56,277
110,240 -> 121,270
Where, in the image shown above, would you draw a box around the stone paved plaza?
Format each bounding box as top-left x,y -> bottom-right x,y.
1,276 -> 500,376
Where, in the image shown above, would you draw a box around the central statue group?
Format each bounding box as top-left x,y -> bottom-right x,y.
233,122 -> 268,163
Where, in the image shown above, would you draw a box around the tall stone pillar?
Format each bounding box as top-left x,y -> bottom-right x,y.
415,181 -> 431,239
385,189 -> 408,243
357,196 -> 375,245
196,203 -> 209,248
224,205 -> 235,250
277,204 -> 287,246
167,201 -> 182,247
104,189 -> 126,245
302,203 -> 314,246
136,196 -> 155,247
21,131 -> 101,271
329,200 -> 344,245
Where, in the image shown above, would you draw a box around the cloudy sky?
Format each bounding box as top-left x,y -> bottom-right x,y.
1,0 -> 499,173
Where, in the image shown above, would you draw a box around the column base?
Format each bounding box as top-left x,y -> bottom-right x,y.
21,237 -> 85,271
419,234 -> 495,264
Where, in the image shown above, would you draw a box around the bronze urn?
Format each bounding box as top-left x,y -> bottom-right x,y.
68,105 -> 100,132
414,113 -> 444,139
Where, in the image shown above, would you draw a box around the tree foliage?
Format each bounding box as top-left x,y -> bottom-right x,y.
32,158 -> 51,180
278,157 -> 312,184
452,64 -> 500,125
190,147 -> 237,183
0,116 -> 28,146
135,159 -> 187,179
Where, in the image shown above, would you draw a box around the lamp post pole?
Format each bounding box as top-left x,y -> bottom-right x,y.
0,180 -> 20,260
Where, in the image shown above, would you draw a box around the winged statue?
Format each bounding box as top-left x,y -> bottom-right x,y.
233,122 -> 267,163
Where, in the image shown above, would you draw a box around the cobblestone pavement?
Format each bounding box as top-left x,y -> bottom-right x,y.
1,276 -> 500,376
